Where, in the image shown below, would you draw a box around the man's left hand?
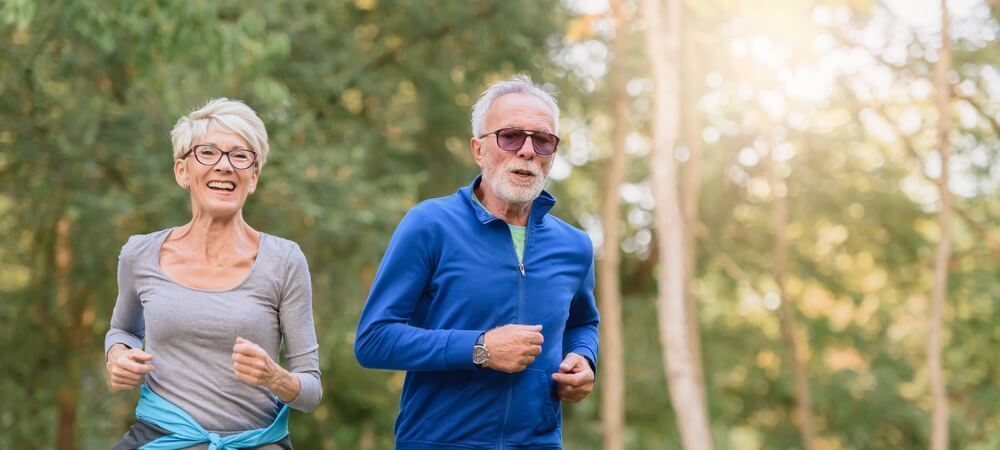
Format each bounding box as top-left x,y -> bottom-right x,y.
551,352 -> 594,403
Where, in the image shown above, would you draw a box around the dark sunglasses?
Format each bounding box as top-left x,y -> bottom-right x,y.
478,128 -> 560,155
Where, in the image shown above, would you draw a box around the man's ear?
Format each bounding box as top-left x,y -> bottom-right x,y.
470,137 -> 485,168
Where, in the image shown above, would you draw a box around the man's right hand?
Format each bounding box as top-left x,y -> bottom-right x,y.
106,344 -> 154,391
483,324 -> 544,373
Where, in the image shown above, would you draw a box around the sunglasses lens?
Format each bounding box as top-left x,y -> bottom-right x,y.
532,133 -> 558,155
496,129 -> 527,151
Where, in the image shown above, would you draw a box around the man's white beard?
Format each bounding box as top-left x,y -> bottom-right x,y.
482,155 -> 546,205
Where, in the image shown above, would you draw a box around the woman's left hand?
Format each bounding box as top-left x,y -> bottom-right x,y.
232,337 -> 286,388
232,337 -> 302,402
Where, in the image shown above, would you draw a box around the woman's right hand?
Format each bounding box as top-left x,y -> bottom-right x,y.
106,344 -> 154,391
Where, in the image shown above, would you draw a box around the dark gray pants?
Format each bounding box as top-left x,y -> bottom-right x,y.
113,420 -> 293,450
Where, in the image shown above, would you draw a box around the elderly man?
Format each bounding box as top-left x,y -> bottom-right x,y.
355,75 -> 599,450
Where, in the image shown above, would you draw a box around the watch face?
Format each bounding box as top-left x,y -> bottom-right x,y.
473,345 -> 489,365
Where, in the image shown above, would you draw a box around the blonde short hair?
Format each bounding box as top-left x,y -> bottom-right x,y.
170,98 -> 270,169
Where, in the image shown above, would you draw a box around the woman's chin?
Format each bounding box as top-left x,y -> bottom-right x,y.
194,199 -> 246,218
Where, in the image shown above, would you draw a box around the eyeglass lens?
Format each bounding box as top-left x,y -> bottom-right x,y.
495,129 -> 558,155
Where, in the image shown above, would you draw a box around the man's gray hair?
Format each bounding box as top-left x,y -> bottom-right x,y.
470,74 -> 560,137
170,98 -> 270,170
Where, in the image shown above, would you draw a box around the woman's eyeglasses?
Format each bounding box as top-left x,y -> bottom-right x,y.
181,144 -> 258,170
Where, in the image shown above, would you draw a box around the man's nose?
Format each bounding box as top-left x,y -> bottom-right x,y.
516,136 -> 535,159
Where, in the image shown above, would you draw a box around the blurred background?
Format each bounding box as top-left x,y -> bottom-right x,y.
1,0 -> 997,449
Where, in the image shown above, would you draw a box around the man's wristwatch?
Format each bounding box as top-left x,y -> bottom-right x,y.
472,333 -> 490,368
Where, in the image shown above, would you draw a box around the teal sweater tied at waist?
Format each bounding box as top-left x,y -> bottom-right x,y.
135,385 -> 289,450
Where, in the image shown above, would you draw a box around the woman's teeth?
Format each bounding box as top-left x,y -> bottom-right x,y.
207,181 -> 235,191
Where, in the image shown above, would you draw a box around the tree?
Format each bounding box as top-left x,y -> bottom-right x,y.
680,1 -> 706,408
928,0 -> 952,448
642,0 -> 713,448
765,125 -> 817,450
597,1 -> 632,449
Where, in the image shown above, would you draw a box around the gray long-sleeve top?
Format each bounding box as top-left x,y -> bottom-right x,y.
104,228 -> 322,433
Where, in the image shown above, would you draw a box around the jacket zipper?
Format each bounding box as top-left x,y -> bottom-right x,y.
500,220 -> 531,449
517,222 -> 529,322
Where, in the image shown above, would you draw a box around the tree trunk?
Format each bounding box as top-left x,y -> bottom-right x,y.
680,10 -> 706,409
929,1 -> 952,449
766,134 -> 817,450
56,387 -> 78,450
642,0 -> 713,448
54,217 -> 78,450
986,0 -> 1000,24
598,2 -> 631,449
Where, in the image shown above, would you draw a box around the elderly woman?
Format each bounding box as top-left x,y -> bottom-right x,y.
104,98 -> 321,450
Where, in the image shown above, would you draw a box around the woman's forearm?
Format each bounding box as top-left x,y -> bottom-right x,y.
267,366 -> 302,403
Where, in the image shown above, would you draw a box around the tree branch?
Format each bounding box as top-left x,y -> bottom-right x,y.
330,5 -> 497,97
827,33 -> 1000,255
952,88 -> 1000,138
693,222 -> 764,297
870,103 -> 1000,254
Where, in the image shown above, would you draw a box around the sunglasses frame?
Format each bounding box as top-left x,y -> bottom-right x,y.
478,127 -> 560,156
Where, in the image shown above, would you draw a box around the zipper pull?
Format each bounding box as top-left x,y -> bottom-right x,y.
519,263 -> 525,277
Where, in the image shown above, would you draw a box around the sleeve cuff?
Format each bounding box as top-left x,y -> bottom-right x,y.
566,347 -> 598,374
285,372 -> 323,412
104,330 -> 142,358
444,329 -> 483,370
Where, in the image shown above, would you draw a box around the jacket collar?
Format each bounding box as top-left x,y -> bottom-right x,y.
459,174 -> 556,226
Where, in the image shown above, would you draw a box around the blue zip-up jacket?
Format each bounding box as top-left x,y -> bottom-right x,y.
355,176 -> 600,450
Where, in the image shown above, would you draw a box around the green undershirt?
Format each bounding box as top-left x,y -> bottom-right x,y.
472,193 -> 526,263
